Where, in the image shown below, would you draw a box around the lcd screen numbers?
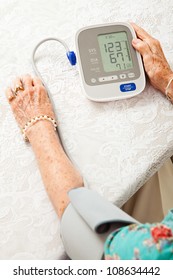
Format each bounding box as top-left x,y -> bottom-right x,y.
98,31 -> 133,72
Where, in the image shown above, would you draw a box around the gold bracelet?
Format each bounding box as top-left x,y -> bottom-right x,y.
165,77 -> 173,103
22,115 -> 58,142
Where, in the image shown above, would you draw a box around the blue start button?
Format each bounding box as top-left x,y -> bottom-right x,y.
120,83 -> 136,92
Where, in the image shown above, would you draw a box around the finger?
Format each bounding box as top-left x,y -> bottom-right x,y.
131,22 -> 162,54
21,74 -> 33,89
6,87 -> 16,102
132,38 -> 152,58
12,76 -> 23,90
131,22 -> 153,41
32,76 -> 43,87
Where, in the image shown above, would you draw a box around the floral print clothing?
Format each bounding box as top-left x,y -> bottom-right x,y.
104,209 -> 173,260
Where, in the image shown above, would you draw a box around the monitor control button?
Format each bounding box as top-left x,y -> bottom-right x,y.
120,83 -> 136,92
98,77 -> 107,82
109,75 -> 118,81
91,78 -> 97,83
128,73 -> 135,78
119,74 -> 127,79
99,76 -> 119,82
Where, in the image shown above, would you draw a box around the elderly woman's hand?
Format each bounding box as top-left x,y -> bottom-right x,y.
131,23 -> 173,94
6,75 -> 55,138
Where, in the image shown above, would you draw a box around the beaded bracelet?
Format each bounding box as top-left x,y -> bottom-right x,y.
22,115 -> 58,142
165,77 -> 173,103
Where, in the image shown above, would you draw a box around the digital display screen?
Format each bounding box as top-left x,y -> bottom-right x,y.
98,31 -> 133,72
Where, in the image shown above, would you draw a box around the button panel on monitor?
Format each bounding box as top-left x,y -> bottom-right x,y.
97,73 -> 137,83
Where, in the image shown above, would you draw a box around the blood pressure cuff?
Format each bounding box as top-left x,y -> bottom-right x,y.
60,187 -> 139,260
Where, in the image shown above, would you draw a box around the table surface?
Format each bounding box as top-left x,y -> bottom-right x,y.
1,0 -> 173,259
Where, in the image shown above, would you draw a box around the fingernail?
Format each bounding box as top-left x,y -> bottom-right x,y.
132,38 -> 141,45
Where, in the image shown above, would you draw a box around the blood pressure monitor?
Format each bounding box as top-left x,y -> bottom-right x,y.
76,22 -> 146,102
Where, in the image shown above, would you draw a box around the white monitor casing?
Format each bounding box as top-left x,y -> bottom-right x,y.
75,22 -> 146,102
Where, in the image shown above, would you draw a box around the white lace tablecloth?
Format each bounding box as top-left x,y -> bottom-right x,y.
1,0 -> 173,259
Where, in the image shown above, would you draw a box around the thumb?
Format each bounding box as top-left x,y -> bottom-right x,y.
132,38 -> 151,58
